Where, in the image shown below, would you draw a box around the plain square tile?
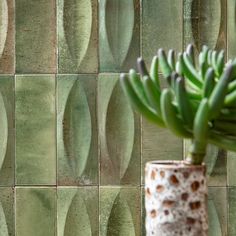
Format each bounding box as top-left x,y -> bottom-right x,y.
15,75 -> 56,185
16,0 -> 56,73
16,187 -> 56,236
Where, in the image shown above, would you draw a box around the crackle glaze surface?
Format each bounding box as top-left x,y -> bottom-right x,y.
145,161 -> 208,236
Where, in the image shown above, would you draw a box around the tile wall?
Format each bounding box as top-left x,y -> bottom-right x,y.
0,0 -> 235,235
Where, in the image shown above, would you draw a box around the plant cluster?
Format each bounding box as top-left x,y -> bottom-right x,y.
120,44 -> 236,164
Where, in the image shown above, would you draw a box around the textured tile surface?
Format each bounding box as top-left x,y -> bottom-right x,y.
142,0 -> 182,67
58,0 -> 98,73
0,76 -> 14,186
99,0 -> 140,72
57,187 -> 98,236
227,151 -> 236,186
229,187 -> 236,236
16,187 -> 56,236
16,0 -> 56,73
227,0 -> 236,58
100,187 -> 141,236
184,0 -> 226,52
57,75 -> 98,185
0,0 -> 14,73
98,74 -> 141,185
208,187 -> 227,236
0,187 -> 14,236
184,141 -> 226,187
15,75 -> 56,185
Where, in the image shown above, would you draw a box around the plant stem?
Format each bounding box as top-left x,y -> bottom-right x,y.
185,139 -> 206,165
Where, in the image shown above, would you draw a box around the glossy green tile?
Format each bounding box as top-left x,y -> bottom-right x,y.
0,187 -> 14,236
16,187 -> 56,236
100,187 -> 141,236
0,0 -> 14,73
208,187 -> 227,236
16,75 -> 56,185
58,0 -> 98,73
57,187 -> 98,236
0,77 -> 14,186
229,187 -> 236,235
184,141 -> 226,187
99,0 -> 140,72
98,74 -> 141,185
57,75 -> 98,185
142,0 -> 182,67
184,0 -> 226,52
227,151 -> 236,186
16,0 -> 56,73
228,0 -> 236,58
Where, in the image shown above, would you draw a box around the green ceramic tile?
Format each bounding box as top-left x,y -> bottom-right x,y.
184,0 -> 226,52
229,187 -> 236,235
228,0 -> 236,58
0,77 -> 14,186
184,141 -> 226,187
0,0 -> 15,73
16,187 -> 56,236
15,75 -> 56,185
16,0 -> 56,73
227,151 -> 236,186
0,187 -> 14,236
142,0 -> 182,67
57,75 -> 98,185
100,187 -> 141,236
57,187 -> 98,236
58,0 -> 98,73
99,0 -> 140,72
208,187 -> 227,236
98,74 -> 141,185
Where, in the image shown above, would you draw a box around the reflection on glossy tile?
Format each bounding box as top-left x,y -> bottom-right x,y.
99,0 -> 140,72
142,0 -> 182,67
98,74 -> 140,185
184,141 -> 226,186
0,187 -> 14,236
227,0 -> 236,59
57,187 -> 98,236
229,187 -> 236,235
208,187 -> 227,236
57,75 -> 98,185
58,0 -> 98,73
0,0 -> 14,73
100,187 -> 141,236
16,0 -> 56,73
16,187 -> 56,236
15,75 -> 56,185
0,77 -> 14,186
184,0 -> 226,52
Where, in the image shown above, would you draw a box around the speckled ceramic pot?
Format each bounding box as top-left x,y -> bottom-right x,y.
145,161 -> 208,236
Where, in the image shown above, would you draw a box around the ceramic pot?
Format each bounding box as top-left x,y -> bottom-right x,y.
145,160 -> 208,236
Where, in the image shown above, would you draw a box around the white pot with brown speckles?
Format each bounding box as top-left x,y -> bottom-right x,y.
145,161 -> 208,236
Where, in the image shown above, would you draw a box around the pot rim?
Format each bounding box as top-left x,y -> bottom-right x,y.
145,160 -> 206,169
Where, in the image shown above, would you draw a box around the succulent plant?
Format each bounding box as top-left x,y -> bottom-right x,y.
120,44 -> 236,165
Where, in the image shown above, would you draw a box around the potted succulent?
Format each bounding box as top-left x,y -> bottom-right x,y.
120,44 -> 236,236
